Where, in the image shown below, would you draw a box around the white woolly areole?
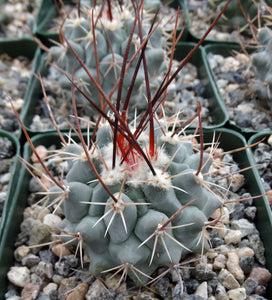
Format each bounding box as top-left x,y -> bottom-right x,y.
160,131 -> 180,145
145,167 -> 171,190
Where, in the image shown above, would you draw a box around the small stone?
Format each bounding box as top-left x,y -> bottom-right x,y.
55,255 -> 79,276
52,243 -> 72,257
247,234 -> 266,265
22,254 -> 40,268
14,245 -> 30,261
52,274 -> 64,285
66,283 -> 89,300
211,207 -> 229,224
213,254 -> 227,270
236,247 -> 255,258
254,285 -> 267,296
230,174 -> 245,192
194,264 -> 217,281
218,269 -> 240,290
58,277 -> 78,300
242,277 -> 258,295
39,249 -> 58,264
215,223 -> 228,238
155,277 -> 170,298
85,279 -> 113,300
244,206 -> 256,221
249,268 -> 272,285
31,145 -> 48,163
239,256 -> 255,275
43,283 -> 58,295
266,190 -> 272,205
227,287 -> 246,300
267,134 -> 272,146
36,292 -> 50,300
226,252 -> 244,281
224,230 -> 242,244
35,261 -> 54,279
231,219 -> 257,237
43,214 -> 62,228
7,266 -> 30,288
211,237 -> 224,248
215,283 -> 228,300
184,279 -> 199,294
105,273 -> 126,294
194,281 -> 208,298
21,283 -> 40,300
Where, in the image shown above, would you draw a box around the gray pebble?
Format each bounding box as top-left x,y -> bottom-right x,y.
248,234 -> 266,265
239,256 -> 255,275
39,249 -> 58,264
243,277 -> 258,295
155,277 -> 170,298
231,219 -> 258,237
244,207 -> 257,221
35,261 -> 54,279
22,254 -> 40,268
54,255 -> 79,276
193,265 -> 217,281
36,292 -> 50,300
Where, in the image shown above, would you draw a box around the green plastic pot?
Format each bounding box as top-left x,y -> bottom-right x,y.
33,0 -> 189,46
0,130 -> 20,239
202,43 -> 269,140
0,38 -> 37,59
248,130 -> 272,195
20,41 -> 228,135
0,128 -> 271,297
0,38 -> 38,140
186,0 -> 272,46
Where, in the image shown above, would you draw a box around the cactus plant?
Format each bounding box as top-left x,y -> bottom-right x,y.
251,27 -> 272,110
212,0 -> 272,32
44,115 -> 222,284
44,0 -> 181,120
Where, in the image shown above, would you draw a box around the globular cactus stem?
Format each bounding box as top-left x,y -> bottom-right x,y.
45,0 -> 180,119
251,27 -> 272,109
46,111 -> 222,285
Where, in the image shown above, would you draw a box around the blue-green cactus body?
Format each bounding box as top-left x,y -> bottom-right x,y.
46,1 -> 172,119
52,123 -> 222,285
251,27 -> 272,109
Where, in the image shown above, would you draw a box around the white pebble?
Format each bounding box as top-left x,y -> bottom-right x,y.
224,230 -> 242,244
43,214 -> 62,228
213,254 -> 227,270
194,281 -> 208,298
43,282 -> 58,295
31,145 -> 48,163
227,287 -> 247,300
7,266 -> 30,288
211,207 -> 229,224
227,252 -> 244,281
236,247 -> 255,258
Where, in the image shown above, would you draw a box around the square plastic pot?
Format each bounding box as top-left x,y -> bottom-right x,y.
0,130 -> 21,240
248,130 -> 272,202
33,0 -> 189,46
0,127 -> 271,297
20,41 -> 228,136
0,38 -> 38,139
202,43 -> 270,139
186,0 -> 272,45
